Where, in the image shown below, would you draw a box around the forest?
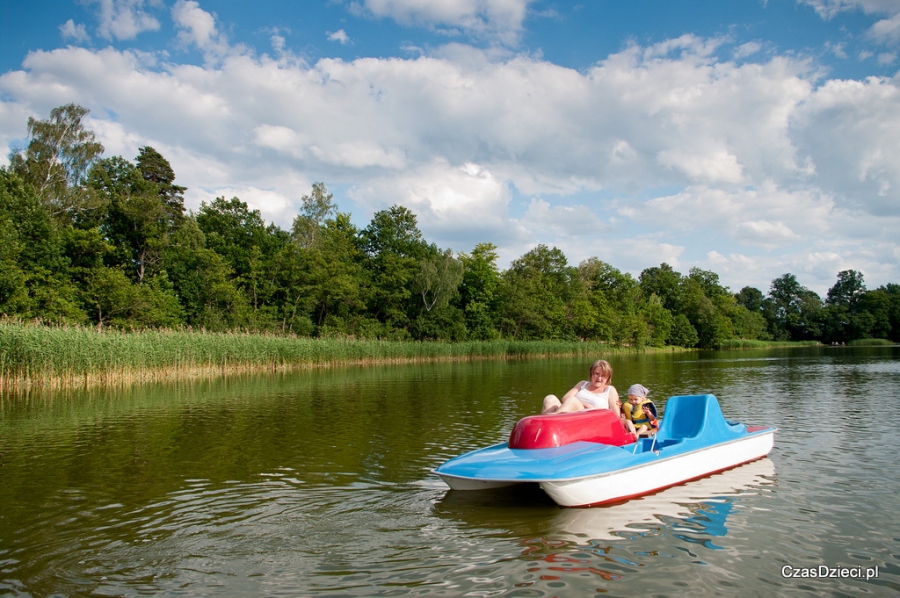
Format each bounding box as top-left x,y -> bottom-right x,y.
2,104 -> 899,349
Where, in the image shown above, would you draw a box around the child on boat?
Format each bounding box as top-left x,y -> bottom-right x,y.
624,384 -> 659,437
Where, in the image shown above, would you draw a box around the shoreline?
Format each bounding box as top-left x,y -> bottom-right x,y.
0,321 -> 824,393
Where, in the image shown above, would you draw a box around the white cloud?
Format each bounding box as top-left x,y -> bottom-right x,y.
59,19 -> 91,44
734,220 -> 802,247
521,197 -> 606,236
348,159 -> 523,248
657,147 -> 744,184
171,0 -> 233,62
790,75 -> 900,215
355,0 -> 533,45
632,185 -> 834,240
86,0 -> 161,41
798,0 -> 900,45
2,7 -> 899,291
328,29 -> 351,45
734,41 -> 762,59
870,12 -> 900,44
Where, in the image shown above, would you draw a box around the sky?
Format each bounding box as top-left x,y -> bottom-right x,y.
1,0 -> 899,297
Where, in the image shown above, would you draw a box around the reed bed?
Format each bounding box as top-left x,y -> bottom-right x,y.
847,338 -> 894,346
0,320 -> 643,391
717,339 -> 820,350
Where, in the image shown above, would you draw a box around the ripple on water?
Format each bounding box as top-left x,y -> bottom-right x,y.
2,350 -> 899,596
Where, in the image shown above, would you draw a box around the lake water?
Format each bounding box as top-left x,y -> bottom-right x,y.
1,347 -> 898,596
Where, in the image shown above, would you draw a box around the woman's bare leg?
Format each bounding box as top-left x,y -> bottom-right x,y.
542,394 -> 562,414
555,397 -> 586,413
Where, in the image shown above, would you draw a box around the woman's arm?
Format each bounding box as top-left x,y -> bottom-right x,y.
561,381 -> 585,401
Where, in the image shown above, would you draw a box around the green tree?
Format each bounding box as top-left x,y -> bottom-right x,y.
640,294 -> 674,347
639,263 -> 682,312
688,267 -> 730,300
577,258 -> 639,343
457,243 -> 501,340
768,273 -> 822,341
92,155 -> 183,283
197,197 -> 272,278
414,248 -> 464,312
735,286 -> 766,312
0,216 -> 29,314
164,217 -> 248,330
408,246 -> 466,341
679,277 -> 733,348
499,245 -> 574,340
881,283 -> 900,342
359,205 -> 429,331
196,196 -> 288,325
0,169 -> 85,322
826,270 -> 867,310
859,288 -> 892,340
292,182 -> 336,249
8,103 -> 105,223
136,146 -> 186,213
733,286 -> 771,339
822,270 -> 871,343
668,313 -> 699,347
279,211 -> 370,336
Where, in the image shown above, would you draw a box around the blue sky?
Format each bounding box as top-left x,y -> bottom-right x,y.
2,0 -> 899,296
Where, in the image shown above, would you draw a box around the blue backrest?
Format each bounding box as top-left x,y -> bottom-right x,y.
661,395 -> 706,438
658,394 -> 721,440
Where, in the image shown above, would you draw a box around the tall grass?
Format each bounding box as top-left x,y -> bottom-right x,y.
717,339 -> 820,350
0,320 -> 658,390
847,338 -> 894,346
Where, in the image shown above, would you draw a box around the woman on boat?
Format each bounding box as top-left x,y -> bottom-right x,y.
541,359 -> 624,416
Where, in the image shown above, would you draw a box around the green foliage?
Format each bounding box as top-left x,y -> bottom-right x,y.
640,294 -> 674,347
846,338 -> 893,346
499,245 -> 573,340
735,285 -> 765,312
136,146 -> 186,213
767,273 -> 823,341
292,182 -> 335,249
3,104 -> 898,354
8,103 -> 105,223
457,243 -> 501,339
360,205 -> 429,329
414,248 -> 464,313
640,263 -> 682,312
0,216 -> 30,315
668,313 -> 699,348
197,197 -> 272,279
677,277 -> 730,348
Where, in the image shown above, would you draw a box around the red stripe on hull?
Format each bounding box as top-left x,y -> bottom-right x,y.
569,456 -> 770,508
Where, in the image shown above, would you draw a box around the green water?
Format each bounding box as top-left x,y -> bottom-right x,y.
1,348 -> 898,596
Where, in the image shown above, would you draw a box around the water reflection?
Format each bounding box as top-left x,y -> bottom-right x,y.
2,348 -> 898,596
547,457 -> 776,543
433,458 -> 776,546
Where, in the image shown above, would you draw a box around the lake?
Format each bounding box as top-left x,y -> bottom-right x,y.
1,347 -> 898,596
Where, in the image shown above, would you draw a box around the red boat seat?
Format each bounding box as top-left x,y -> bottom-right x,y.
508,409 -> 635,449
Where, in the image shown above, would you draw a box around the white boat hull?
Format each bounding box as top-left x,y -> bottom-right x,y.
540,429 -> 775,507
438,475 -> 521,491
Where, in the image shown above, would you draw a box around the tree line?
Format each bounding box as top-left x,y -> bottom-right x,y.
2,104 -> 899,347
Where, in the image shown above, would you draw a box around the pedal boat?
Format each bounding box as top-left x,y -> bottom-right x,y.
433,394 -> 775,508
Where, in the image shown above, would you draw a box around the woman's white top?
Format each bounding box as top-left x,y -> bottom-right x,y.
574,381 -> 611,410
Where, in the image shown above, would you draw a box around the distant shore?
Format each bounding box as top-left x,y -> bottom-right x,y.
0,320 -> 825,392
